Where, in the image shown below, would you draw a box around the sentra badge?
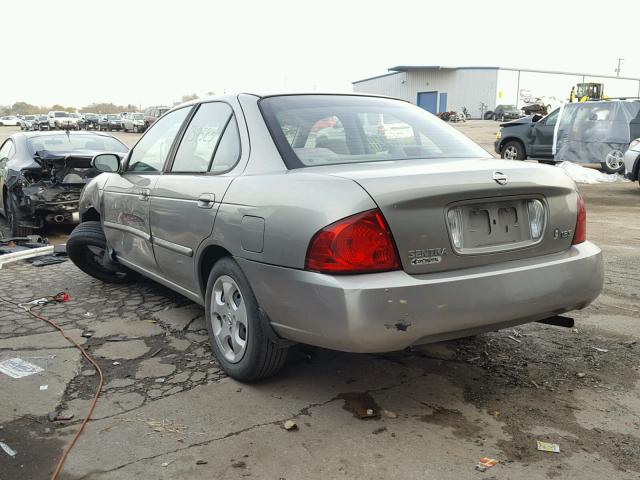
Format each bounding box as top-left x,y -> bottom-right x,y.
408,248 -> 447,266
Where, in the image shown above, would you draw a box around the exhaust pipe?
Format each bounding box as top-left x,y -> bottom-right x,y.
53,214 -> 65,223
537,315 -> 574,328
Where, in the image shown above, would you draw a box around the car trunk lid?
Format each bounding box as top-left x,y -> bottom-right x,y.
316,158 -> 579,274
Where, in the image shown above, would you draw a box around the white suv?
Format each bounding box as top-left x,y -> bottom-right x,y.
48,111 -> 79,130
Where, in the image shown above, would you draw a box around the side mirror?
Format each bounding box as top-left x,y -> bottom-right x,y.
92,153 -> 121,173
532,114 -> 543,123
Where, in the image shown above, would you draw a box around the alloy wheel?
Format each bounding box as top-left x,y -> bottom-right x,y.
504,145 -> 518,160
605,150 -> 624,170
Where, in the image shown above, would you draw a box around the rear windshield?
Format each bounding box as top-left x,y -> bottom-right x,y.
27,134 -> 128,155
54,112 -> 69,117
132,113 -> 144,120
107,115 -> 120,120
260,95 -> 488,168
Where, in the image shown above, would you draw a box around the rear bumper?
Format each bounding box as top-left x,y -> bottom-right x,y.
238,242 -> 604,353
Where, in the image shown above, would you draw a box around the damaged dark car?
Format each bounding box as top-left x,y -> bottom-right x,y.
0,131 -> 128,236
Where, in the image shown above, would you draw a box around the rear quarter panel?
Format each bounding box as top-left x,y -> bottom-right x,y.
211,172 -> 376,269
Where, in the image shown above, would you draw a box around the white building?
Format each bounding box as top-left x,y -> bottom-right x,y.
353,65 -> 640,119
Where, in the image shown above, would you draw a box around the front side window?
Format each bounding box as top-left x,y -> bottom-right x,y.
171,102 -> 239,173
127,107 -> 190,172
260,95 -> 488,168
543,109 -> 560,127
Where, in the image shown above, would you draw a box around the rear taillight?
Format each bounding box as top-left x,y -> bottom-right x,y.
305,209 -> 401,274
572,194 -> 587,245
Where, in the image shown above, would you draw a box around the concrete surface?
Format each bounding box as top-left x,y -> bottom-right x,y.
0,123 -> 639,479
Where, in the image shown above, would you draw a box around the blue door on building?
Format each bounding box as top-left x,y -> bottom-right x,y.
417,91 -> 438,113
439,92 -> 448,113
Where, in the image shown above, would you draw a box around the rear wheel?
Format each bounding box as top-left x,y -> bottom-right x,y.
601,150 -> 625,174
205,257 -> 288,381
6,195 -> 32,237
501,141 -> 526,160
67,221 -> 140,283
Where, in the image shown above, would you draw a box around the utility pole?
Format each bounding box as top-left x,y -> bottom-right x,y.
615,58 -> 624,77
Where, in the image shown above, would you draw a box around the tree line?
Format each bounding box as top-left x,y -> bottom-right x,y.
2,93 -> 208,116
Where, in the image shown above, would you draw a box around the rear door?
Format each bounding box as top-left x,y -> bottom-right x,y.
150,101 -> 242,291
530,109 -> 559,157
102,107 -> 191,274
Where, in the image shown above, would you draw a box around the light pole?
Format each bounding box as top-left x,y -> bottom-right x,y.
615,58 -> 624,77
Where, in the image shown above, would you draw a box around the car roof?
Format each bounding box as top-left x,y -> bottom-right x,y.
165,92 -> 409,115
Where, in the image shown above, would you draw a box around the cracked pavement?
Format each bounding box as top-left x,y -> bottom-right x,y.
0,125 -> 639,479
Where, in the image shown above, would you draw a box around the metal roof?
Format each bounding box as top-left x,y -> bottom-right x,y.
353,66 -> 640,84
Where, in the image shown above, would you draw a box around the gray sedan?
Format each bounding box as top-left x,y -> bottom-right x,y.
67,93 -> 604,381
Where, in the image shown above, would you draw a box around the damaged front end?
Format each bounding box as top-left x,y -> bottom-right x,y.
8,153 -> 100,229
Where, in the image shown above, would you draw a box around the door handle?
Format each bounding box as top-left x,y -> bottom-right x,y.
137,189 -> 151,201
197,193 -> 215,209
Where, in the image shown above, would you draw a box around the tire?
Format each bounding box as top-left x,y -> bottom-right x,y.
204,257 -> 288,381
501,140 -> 526,160
601,150 -> 625,174
67,221 -> 140,284
6,195 -> 32,237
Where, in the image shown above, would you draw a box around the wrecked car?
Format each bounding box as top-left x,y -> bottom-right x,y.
67,94 -> 603,382
0,131 -> 129,236
495,100 -> 640,174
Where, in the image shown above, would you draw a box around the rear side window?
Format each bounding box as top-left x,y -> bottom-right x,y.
171,102 -> 240,173
260,95 -> 488,168
127,107 -> 190,172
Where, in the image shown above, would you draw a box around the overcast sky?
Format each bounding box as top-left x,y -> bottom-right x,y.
3,0 -> 639,108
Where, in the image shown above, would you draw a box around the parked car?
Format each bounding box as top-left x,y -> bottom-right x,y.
623,138 -> 640,187
122,113 -> 145,133
143,106 -> 170,130
0,131 -> 128,236
494,109 -> 558,163
83,113 -> 100,130
98,114 -> 123,131
0,116 -> 21,126
33,115 -> 50,131
493,105 -> 522,122
65,94 -> 603,382
48,111 -> 79,130
19,115 -> 38,131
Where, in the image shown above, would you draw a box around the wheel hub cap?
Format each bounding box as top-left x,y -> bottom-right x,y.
605,150 -> 623,170
210,275 -> 248,363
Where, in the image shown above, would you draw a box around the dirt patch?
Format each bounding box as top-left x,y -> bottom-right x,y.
419,404 -> 482,439
406,322 -> 640,472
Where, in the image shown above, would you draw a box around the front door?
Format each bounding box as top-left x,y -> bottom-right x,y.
150,101 -> 242,292
102,106 -> 192,273
417,91 -> 438,113
530,108 -> 559,158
